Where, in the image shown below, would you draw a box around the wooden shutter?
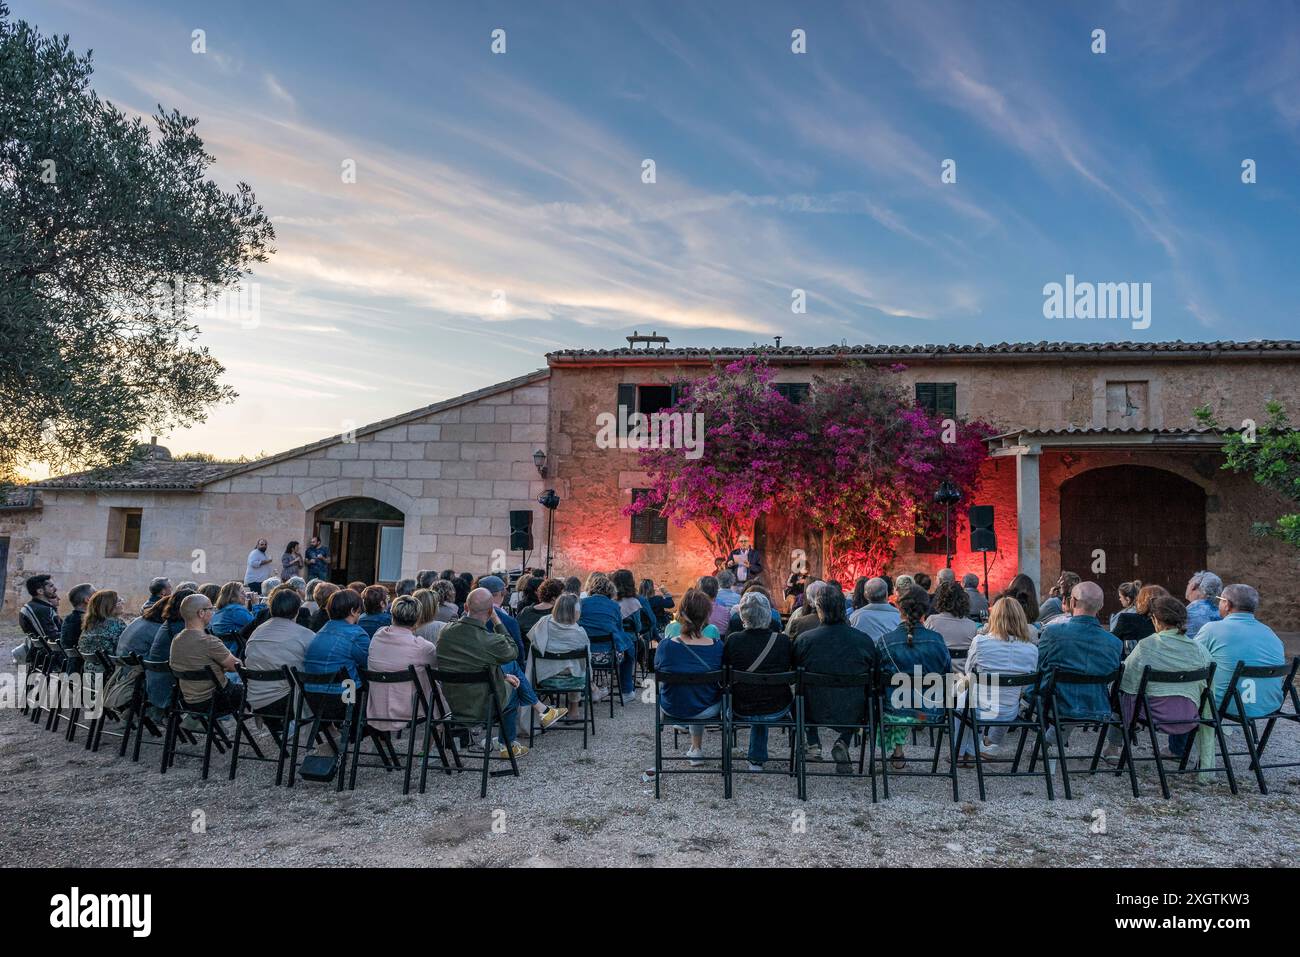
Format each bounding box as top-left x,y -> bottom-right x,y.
630,489 -> 668,544
616,383 -> 637,440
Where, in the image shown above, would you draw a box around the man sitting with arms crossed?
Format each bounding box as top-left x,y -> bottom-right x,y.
169,594 -> 242,716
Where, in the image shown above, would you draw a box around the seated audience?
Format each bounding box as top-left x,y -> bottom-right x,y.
307,582 -> 339,632
957,597 -> 1038,762
78,589 -> 126,672
411,588 -> 448,645
925,580 -> 980,652
526,593 -> 591,715
517,578 -> 563,640
1108,580 -> 1142,631
210,581 -> 254,653
302,588 -> 371,701
60,582 -> 95,650
145,588 -> 197,711
613,568 -> 657,638
1030,581 -> 1122,724
1111,584 -> 1169,652
365,594 -> 438,732
1197,583 -> 1287,719
1184,570 -> 1224,639
478,575 -> 524,665
848,577 -> 900,640
1105,596 -> 1213,770
797,584 -> 881,769
198,583 -> 220,603
962,572 -> 989,619
874,587 -> 949,769
357,585 -> 392,638
578,573 -> 636,697
243,587 -> 316,731
725,583 -> 782,635
431,579 -> 459,623
169,594 -> 241,715
654,588 -> 724,765
724,592 -> 794,771
394,577 -> 417,598
642,578 -> 675,628
785,580 -> 830,639
118,594 -> 166,658
144,576 -> 171,611
436,588 -> 535,758
1036,571 -> 1080,626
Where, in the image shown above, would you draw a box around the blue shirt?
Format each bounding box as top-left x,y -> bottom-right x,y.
494,605 -> 525,664
654,637 -> 723,718
145,621 -> 184,709
578,594 -> 632,653
210,603 -> 253,637
305,545 -> 330,580
358,611 -> 392,638
1196,612 -> 1286,718
1185,598 -> 1221,639
303,619 -> 371,694
1034,615 -> 1123,720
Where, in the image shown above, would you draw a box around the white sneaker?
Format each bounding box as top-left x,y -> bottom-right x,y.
747,761 -> 764,772
672,725 -> 689,734
685,747 -> 705,766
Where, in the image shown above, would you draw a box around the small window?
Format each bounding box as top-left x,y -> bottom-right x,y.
1105,381 -> 1148,430
630,489 -> 668,545
636,385 -> 675,416
773,382 -> 810,405
915,382 -> 957,418
106,507 -> 143,559
913,531 -> 948,555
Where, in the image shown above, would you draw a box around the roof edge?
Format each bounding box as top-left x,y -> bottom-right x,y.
206,368 -> 550,485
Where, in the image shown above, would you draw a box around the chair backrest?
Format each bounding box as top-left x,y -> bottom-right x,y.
291,667 -> 349,688
429,668 -> 493,686
1048,666 -> 1122,686
238,665 -> 293,685
141,659 -> 172,674
1140,664 -> 1215,686
360,666 -> 420,685
800,669 -> 873,691
533,647 -> 589,662
728,668 -> 797,688
969,668 -> 1042,689
656,669 -> 725,687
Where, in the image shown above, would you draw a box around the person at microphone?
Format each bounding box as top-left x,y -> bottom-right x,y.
726,535 -> 763,585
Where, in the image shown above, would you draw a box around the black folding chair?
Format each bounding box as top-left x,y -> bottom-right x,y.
954,670 -> 1054,800
351,666 -> 438,795
39,638 -> 70,732
287,667 -> 358,791
1038,668 -> 1135,799
624,613 -> 653,686
876,670 -> 960,802
18,632 -> 50,718
80,650 -> 122,752
424,668 -> 519,799
164,666 -> 240,779
652,669 -> 728,798
797,669 -> 875,802
528,648 -> 595,748
229,666 -> 292,784
586,631 -> 626,717
1115,664 -> 1238,799
57,648 -> 91,743
1216,656 -> 1300,794
726,668 -> 798,795
108,654 -> 166,762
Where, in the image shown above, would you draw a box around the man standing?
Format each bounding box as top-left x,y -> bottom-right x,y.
305,536 -> 331,583
436,588 -> 529,758
59,583 -> 96,650
245,538 -> 275,593
726,535 -> 763,585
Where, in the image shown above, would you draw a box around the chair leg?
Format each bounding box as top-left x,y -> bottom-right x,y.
1053,717 -> 1071,800
1211,716 -> 1238,795
1242,719 -> 1268,794
1147,719 -> 1170,799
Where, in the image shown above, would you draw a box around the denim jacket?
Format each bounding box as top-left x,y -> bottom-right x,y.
1034,615 -> 1123,720
577,595 -> 632,653
875,623 -> 952,718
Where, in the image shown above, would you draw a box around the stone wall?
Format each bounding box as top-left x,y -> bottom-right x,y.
2,374 -> 550,618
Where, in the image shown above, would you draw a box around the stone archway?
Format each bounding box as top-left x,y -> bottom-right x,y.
1058,465 -> 1206,619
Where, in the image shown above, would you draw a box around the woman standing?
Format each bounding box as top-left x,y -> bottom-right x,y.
281,541 -> 304,581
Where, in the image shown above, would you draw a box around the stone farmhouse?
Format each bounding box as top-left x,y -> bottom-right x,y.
4,339 -> 1299,628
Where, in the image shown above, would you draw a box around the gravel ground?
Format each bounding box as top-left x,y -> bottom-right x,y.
2,655 -> 1298,868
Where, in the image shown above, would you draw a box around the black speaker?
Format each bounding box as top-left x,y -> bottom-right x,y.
509,510 -> 534,551
969,505 -> 996,552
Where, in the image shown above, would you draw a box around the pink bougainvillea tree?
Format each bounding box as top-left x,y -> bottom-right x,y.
627,357 -> 995,582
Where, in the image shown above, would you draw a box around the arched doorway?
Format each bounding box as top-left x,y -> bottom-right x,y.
1058,465 -> 1206,620
313,497 -> 405,585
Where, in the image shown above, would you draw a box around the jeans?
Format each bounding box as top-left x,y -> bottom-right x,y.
499,687 -> 520,744
1167,731 -> 1193,758
666,700 -> 722,738
731,706 -> 790,765
501,661 -> 538,708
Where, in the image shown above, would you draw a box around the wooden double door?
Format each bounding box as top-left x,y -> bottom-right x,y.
1058,465 -> 1206,621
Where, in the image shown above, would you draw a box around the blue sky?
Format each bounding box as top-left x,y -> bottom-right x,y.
13,0 -> 1300,459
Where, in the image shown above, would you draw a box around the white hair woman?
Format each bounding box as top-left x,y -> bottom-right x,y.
526,593 -> 591,716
